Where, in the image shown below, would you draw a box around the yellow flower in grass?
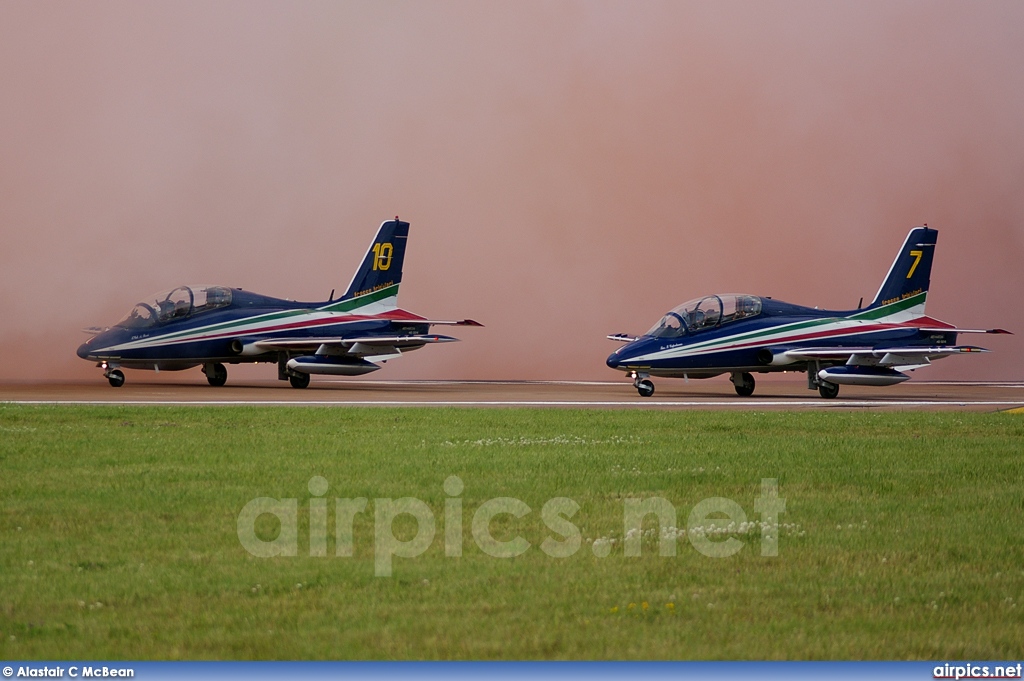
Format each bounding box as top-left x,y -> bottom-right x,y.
641,601 -> 649,610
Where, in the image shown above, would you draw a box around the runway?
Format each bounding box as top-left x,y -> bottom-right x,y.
2,378 -> 1023,410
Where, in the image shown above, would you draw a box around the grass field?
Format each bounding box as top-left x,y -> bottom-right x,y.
0,405 -> 1022,660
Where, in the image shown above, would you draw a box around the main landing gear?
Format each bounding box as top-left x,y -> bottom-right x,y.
276,352 -> 310,389
203,362 -> 228,387
818,380 -> 840,399
731,372 -> 755,397
807,364 -> 840,399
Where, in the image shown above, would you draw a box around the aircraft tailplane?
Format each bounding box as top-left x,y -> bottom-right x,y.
864,226 -> 937,321
322,218 -> 409,313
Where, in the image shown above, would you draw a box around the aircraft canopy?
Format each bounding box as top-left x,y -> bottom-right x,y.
116,285 -> 233,329
646,294 -> 762,338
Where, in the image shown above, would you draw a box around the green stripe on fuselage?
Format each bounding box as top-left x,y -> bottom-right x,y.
849,291 -> 927,320
675,316 -> 837,353
318,284 -> 399,313
151,308 -> 310,343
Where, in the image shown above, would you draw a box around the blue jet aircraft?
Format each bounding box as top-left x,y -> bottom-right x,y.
78,218 -> 481,388
607,226 -> 1010,398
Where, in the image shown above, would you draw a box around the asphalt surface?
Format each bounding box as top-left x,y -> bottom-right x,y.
2,378 -> 1023,410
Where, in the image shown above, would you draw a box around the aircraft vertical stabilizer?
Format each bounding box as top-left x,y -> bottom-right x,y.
862,226 -> 937,322
322,218 -> 410,313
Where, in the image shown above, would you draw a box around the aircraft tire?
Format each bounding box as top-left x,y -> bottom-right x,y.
818,381 -> 840,399
734,372 -> 755,397
636,379 -> 655,397
289,372 -> 311,389
205,363 -> 228,387
107,369 -> 125,388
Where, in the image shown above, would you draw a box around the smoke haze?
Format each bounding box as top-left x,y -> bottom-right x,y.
1,1 -> 1021,382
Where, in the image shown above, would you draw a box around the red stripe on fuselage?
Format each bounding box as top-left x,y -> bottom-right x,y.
680,321 -> 916,357
160,311 -> 410,346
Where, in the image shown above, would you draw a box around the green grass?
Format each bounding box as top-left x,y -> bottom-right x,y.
0,405 -> 1022,659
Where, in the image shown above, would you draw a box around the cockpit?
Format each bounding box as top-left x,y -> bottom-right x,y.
116,285 -> 233,329
646,294 -> 762,338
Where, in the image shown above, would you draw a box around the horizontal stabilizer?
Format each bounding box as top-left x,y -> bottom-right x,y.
918,327 -> 1012,335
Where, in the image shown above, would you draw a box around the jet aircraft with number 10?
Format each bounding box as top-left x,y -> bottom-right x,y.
78,218 -> 481,388
607,226 -> 1010,398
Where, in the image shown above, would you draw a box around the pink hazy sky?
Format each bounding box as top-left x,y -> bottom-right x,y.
1,1 -> 1021,383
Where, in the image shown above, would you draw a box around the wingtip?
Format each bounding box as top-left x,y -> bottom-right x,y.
987,328 -> 1013,335
458,319 -> 484,327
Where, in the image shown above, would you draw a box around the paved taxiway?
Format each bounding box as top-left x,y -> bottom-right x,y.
1,379 -> 1022,410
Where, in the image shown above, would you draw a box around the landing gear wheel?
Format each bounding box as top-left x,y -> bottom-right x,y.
636,378 -> 655,398
106,369 -> 125,388
289,372 -> 310,389
818,380 -> 840,399
204,363 -> 228,387
733,372 -> 755,397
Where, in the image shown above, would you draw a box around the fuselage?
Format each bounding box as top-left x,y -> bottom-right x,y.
607,295 -> 957,378
77,287 -> 431,370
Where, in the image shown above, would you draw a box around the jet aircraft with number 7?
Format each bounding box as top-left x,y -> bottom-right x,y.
606,226 -> 1010,398
77,218 -> 481,388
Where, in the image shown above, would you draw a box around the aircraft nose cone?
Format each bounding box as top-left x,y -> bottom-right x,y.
606,351 -> 622,369
77,340 -> 94,360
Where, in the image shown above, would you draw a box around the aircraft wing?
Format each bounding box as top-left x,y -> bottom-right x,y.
247,334 -> 460,356
774,345 -> 989,368
414,319 -> 484,327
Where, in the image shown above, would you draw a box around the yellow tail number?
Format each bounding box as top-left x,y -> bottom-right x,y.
906,250 -> 923,278
372,242 -> 393,271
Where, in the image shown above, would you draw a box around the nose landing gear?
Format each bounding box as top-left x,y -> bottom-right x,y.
105,369 -> 125,388
630,371 -> 655,397
99,362 -> 126,388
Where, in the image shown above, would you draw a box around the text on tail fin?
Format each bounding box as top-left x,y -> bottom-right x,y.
320,218 -> 410,312
868,225 -> 937,313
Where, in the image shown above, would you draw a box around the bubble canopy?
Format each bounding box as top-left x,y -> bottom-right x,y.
646,294 -> 762,338
116,285 -> 233,329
